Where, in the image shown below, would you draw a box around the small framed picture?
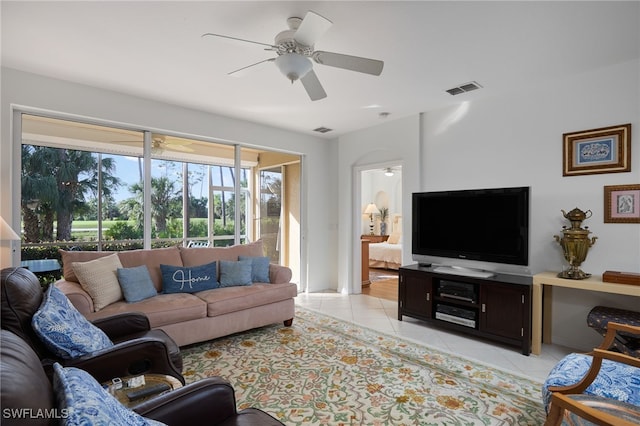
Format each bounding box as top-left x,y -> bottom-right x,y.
604,184 -> 640,223
563,124 -> 631,176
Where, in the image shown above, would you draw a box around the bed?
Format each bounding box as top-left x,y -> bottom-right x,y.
369,216 -> 403,270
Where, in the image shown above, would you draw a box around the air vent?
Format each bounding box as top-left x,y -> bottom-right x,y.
313,126 -> 333,133
445,87 -> 465,96
446,81 -> 483,96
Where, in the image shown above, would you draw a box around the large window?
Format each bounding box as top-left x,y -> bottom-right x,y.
18,114 -> 302,284
211,165 -> 250,246
19,115 -> 257,250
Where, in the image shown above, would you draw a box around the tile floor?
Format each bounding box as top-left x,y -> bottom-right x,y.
295,291 -> 576,383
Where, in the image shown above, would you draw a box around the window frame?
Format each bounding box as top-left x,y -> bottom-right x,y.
17,113 -> 253,251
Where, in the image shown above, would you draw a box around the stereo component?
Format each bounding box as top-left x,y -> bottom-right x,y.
435,304 -> 477,328
437,280 -> 477,303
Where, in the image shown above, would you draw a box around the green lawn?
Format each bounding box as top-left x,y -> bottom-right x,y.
71,220 -> 135,230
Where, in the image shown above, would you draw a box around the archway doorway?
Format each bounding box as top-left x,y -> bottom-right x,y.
358,163 -> 402,300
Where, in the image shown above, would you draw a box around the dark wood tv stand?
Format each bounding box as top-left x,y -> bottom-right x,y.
398,264 -> 532,355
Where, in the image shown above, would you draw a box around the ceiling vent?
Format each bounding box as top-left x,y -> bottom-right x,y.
446,81 -> 483,96
313,126 -> 333,133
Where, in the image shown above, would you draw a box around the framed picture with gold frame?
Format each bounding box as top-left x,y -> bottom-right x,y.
604,184 -> 640,223
563,124 -> 631,176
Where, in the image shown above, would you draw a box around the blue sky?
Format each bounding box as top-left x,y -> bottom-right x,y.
111,156 -> 143,202
108,156 -> 232,203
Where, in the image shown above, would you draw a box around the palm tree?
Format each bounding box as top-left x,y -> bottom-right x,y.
21,146 -> 57,242
129,176 -> 181,235
54,150 -> 120,240
21,146 -> 121,242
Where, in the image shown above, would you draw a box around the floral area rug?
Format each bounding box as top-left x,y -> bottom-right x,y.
180,307 -> 545,425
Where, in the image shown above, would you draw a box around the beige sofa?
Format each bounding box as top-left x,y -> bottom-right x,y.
55,241 -> 297,347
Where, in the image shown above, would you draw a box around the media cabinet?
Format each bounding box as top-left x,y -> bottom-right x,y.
398,264 -> 532,355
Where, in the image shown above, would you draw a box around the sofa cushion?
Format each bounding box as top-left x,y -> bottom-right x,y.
219,260 -> 253,287
87,293 -> 207,328
197,283 -> 298,317
161,261 -> 219,294
238,256 -> 271,283
59,250 -> 114,283
179,240 -> 264,270
118,247 -> 183,291
72,253 -> 124,311
32,285 -> 113,359
53,363 -> 166,426
117,265 -> 158,302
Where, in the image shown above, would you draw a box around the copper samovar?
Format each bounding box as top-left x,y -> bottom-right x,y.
554,208 -> 597,279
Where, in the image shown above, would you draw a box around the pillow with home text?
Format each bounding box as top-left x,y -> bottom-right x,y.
160,261 -> 219,294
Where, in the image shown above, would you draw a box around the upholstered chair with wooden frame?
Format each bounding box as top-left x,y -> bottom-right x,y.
543,322 -> 640,426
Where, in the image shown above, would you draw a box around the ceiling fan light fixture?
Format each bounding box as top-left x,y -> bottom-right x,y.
275,53 -> 312,82
151,139 -> 164,155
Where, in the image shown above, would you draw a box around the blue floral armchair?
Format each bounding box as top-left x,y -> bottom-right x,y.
542,322 -> 640,425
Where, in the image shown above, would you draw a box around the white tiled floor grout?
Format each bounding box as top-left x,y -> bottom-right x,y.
295,291 -> 577,384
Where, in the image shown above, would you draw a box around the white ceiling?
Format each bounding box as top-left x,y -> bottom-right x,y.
2,1 -> 638,138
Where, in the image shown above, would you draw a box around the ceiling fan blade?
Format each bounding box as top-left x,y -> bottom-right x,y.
313,51 -> 384,76
202,33 -> 277,50
294,11 -> 332,47
228,58 -> 275,77
166,144 -> 194,153
300,69 -> 327,101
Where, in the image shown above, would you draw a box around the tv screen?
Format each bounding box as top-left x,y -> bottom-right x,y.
412,187 -> 529,266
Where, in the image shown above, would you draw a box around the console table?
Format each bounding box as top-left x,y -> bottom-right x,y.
531,271 -> 640,355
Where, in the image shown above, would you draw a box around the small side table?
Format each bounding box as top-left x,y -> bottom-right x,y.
20,259 -> 61,273
104,374 -> 182,407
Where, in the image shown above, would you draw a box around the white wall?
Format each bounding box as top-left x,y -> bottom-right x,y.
337,115 -> 421,293
420,59 -> 640,350
0,68 -> 338,292
336,59 -> 638,350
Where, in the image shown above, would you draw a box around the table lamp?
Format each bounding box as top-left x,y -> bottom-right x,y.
363,203 -> 380,235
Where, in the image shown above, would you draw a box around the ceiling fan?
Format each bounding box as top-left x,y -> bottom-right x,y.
202,10 -> 384,101
151,135 -> 194,154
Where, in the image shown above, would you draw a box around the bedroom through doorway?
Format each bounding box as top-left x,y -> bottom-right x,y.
360,164 -> 402,301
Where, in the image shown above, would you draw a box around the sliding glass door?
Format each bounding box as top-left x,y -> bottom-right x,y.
259,167 -> 283,263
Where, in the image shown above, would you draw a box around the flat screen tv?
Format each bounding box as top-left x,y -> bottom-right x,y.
412,186 -> 529,268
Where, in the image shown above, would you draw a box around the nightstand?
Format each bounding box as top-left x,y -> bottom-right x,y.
361,235 -> 389,243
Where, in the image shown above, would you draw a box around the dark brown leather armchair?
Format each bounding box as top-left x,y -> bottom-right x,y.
1,267 -> 184,384
0,330 -> 285,426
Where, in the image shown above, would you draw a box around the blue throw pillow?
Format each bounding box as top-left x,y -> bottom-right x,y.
117,265 -> 158,302
238,255 -> 271,283
219,260 -> 253,287
53,363 -> 166,426
32,285 -> 114,359
160,261 -> 219,294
